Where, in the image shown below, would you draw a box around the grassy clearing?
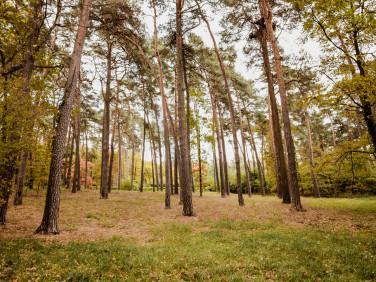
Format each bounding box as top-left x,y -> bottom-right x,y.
1,190 -> 376,280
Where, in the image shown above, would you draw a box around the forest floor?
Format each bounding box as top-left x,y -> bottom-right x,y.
1,189 -> 376,280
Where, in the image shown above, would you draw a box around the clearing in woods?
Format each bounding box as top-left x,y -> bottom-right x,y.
1,190 -> 376,280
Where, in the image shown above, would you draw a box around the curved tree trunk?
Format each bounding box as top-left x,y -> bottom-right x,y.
36,0 -> 92,234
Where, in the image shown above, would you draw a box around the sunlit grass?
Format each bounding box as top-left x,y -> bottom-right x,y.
303,196 -> 376,213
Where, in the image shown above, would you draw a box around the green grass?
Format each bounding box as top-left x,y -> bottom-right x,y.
1,220 -> 375,281
2,191 -> 376,280
303,196 -> 376,213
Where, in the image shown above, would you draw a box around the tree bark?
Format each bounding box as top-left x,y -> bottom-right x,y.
261,0 -> 303,211
108,75 -> 121,193
72,82 -> 81,193
176,0 -> 194,214
305,111 -> 320,198
36,0 -> 92,234
118,122 -> 122,191
217,96 -> 230,196
152,0 -> 171,208
243,107 -> 265,195
67,126 -> 75,190
85,127 -> 88,189
257,15 -> 290,203
195,0 -> 243,205
235,87 -> 252,197
140,114 -> 146,193
13,151 -> 29,206
63,122 -> 72,187
130,107 -> 135,191
183,51 -> 194,193
194,105 -> 203,196
204,70 -> 226,197
100,33 -> 112,199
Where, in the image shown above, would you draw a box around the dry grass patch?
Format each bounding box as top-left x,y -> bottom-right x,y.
1,190 -> 376,244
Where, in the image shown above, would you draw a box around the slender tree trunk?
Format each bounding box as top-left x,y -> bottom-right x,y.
261,0 -> 303,211
195,0 -> 243,205
213,144 -> 220,192
118,122 -> 122,191
183,51 -> 194,194
100,33 -> 112,199
154,108 -> 163,191
257,17 -> 290,203
14,151 -> 29,206
152,0 -> 171,207
85,127 -> 88,189
194,106 -> 203,196
63,122 -> 72,187
235,87 -> 252,197
140,116 -> 146,193
176,0 -> 194,215
36,0 -> 92,234
243,110 -> 265,195
130,107 -> 135,191
67,127 -> 75,190
147,108 -> 159,193
204,71 -> 226,197
109,65 -> 124,192
72,82 -> 81,193
305,111 -> 320,198
217,97 -> 230,196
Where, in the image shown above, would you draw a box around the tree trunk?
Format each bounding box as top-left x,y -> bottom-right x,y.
118,122 -> 122,191
257,16 -> 290,203
100,33 -> 111,199
140,116 -> 146,193
85,127 -> 88,189
36,0 -> 92,234
217,97 -> 230,196
204,70 -> 226,197
305,111 -> 320,198
261,0 -> 303,211
72,82 -> 81,193
243,109 -> 265,195
176,0 -> 194,215
63,122 -> 72,187
14,151 -> 29,206
183,50 -> 194,193
108,83 -> 120,194
152,0 -> 171,207
67,127 -> 75,190
154,108 -> 163,191
195,0 -> 243,205
130,107 -> 135,191
213,144 -> 220,192
235,87 -> 252,197
194,106 -> 203,196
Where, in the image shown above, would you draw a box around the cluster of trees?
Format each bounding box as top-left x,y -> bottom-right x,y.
1,0 -> 375,233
